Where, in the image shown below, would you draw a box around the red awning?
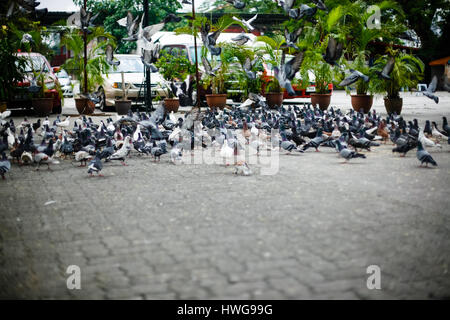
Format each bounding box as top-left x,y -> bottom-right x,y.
429,57 -> 450,66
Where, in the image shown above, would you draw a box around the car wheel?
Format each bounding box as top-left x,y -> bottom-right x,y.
98,87 -> 108,111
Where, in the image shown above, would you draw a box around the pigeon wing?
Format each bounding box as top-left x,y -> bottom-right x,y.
428,75 -> 438,93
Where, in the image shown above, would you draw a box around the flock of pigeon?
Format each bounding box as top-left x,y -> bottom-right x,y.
0,103 -> 448,180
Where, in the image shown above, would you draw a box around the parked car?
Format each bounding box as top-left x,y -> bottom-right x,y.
54,67 -> 73,97
12,52 -> 62,113
96,54 -> 165,111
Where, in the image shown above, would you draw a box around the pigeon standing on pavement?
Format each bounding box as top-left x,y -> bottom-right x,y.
416,141 -> 437,167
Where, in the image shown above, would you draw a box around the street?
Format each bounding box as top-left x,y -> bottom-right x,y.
0,91 -> 449,299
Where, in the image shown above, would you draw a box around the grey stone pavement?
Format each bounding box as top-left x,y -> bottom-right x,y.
0,91 -> 449,299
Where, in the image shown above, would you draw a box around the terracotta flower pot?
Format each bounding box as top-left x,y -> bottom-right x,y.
351,94 -> 373,113
164,98 -> 180,113
206,94 -> 227,110
32,98 -> 53,116
384,97 -> 403,115
310,93 -> 331,111
115,99 -> 132,115
265,92 -> 284,109
75,98 -> 95,115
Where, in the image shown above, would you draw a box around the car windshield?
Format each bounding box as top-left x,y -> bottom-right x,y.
110,57 -> 144,73
57,70 -> 69,78
188,46 -> 220,63
22,55 -> 50,73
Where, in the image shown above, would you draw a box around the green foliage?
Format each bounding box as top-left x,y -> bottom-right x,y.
371,48 -> 424,98
200,0 -> 282,14
256,33 -> 285,92
73,0 -> 182,53
61,27 -> 116,93
0,27 -> 26,102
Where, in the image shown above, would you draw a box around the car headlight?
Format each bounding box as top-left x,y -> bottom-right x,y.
113,82 -> 132,89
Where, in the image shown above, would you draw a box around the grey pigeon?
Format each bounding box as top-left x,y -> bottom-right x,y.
232,32 -> 251,46
122,11 -> 140,41
323,36 -> 343,66
339,69 -> 369,87
226,0 -> 246,9
377,56 -> 395,80
0,152 -> 11,179
416,141 -> 437,167
105,44 -> 120,66
202,57 -> 221,77
335,140 -> 366,162
88,152 -> 103,176
243,57 -> 258,80
284,27 -> 303,50
423,76 -> 439,104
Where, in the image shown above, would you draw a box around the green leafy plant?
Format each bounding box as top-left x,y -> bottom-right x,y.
155,48 -> 195,98
61,27 -> 115,94
256,33 -> 285,93
0,26 -> 26,102
371,47 -> 424,99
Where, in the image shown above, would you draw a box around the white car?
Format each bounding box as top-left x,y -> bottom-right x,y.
56,68 -> 73,97
97,54 -> 165,111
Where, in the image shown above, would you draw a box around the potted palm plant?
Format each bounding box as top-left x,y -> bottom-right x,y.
61,27 -> 115,115
372,48 -> 424,114
155,48 -> 194,112
31,71 -> 54,116
337,0 -> 405,113
201,46 -> 230,110
257,34 -> 286,108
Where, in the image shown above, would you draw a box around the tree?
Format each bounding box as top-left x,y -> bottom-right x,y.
73,0 -> 182,53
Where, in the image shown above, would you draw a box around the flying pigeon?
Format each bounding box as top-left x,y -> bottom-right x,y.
122,11 -> 140,41
105,44 -> 120,66
311,0 -> 328,11
377,56 -> 395,80
231,32 -> 251,46
243,57 -> 258,80
323,36 -> 343,66
423,76 -> 439,104
226,0 -> 246,9
339,69 -> 369,87
200,22 -> 222,56
202,57 -> 221,77
232,14 -> 258,32
284,27 -> 303,50
274,51 -> 304,96
290,4 -> 317,21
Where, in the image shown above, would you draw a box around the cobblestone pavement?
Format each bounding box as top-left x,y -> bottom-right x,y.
1,91 -> 450,299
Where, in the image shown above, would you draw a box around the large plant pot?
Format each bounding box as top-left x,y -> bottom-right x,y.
164,98 -> 180,113
75,98 -> 95,115
115,99 -> 132,115
384,97 -> 403,115
0,101 -> 7,113
310,93 -> 331,111
351,94 -> 373,113
206,94 -> 227,110
32,98 -> 53,116
265,92 -> 284,109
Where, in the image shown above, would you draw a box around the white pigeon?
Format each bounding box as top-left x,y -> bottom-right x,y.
232,14 -> 258,31
170,143 -> 183,165
432,123 -> 448,141
220,138 -> 234,161
108,136 -> 132,165
234,161 -> 252,176
133,124 -> 142,142
34,152 -> 60,170
419,129 -> 441,150
75,150 -> 93,167
169,127 -> 181,142
20,152 -> 33,165
1,110 -> 11,125
56,116 -> 70,130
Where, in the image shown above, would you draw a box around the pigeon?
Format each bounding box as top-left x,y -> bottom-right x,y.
280,131 -> 300,153
423,76 -> 439,104
323,36 -> 343,66
416,141 -> 437,167
339,69 -> 370,87
226,0 -> 246,9
80,7 -> 99,32
290,4 -> 317,21
274,51 -> 304,96
122,11 -> 140,41
105,44 -> 120,66
311,0 -> 328,11
108,136 -> 131,165
232,32 -> 251,46
200,22 -> 222,56
202,57 -> 221,77
33,151 -> 59,170
170,141 -> 183,164
301,128 -> 325,152
150,140 -> 164,161
284,27 -> 303,50
232,14 -> 258,32
377,56 -> 395,80
141,45 -> 160,72
87,152 -> 103,176
335,140 -> 366,163
234,161 -> 252,176
21,33 -> 34,44
75,150 -> 93,167
0,152 -> 11,179
431,122 -> 448,141
56,116 -> 70,131
243,57 -> 258,80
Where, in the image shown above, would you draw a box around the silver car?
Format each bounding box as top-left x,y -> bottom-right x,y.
56,69 -> 73,97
